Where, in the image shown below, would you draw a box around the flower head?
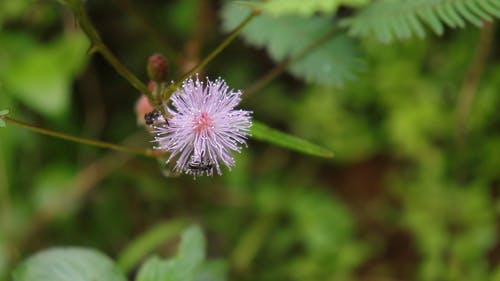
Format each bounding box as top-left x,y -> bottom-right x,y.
154,76 -> 252,176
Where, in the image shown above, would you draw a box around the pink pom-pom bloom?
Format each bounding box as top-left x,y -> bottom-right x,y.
154,76 -> 252,176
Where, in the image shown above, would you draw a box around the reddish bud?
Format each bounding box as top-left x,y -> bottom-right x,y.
148,81 -> 157,92
147,54 -> 168,82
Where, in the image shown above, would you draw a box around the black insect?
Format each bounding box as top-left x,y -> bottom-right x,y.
144,110 -> 161,125
188,159 -> 214,173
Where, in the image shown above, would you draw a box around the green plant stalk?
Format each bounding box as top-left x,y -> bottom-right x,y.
162,10 -> 261,100
70,3 -> 154,102
70,1 -> 259,117
1,116 -> 155,158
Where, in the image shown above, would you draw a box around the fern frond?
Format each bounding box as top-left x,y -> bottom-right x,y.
344,0 -> 500,43
255,0 -> 369,17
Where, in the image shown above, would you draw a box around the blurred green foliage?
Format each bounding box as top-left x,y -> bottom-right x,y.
1,0 -> 499,281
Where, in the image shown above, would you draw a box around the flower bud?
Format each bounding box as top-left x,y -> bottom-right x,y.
147,54 -> 168,82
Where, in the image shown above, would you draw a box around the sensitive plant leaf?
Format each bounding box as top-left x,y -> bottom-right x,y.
255,0 -> 369,17
343,0 -> 500,43
117,219 -> 190,272
251,121 -> 334,158
221,3 -> 363,86
12,247 -> 126,281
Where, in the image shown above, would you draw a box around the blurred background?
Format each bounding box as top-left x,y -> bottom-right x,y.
0,0 -> 499,280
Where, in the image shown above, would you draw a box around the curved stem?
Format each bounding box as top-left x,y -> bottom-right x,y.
163,10 -> 261,100
70,3 -> 154,103
1,115 -> 156,158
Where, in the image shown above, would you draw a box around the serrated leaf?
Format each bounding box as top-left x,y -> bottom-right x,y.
12,247 -> 126,281
256,0 -> 369,17
221,3 -> 363,86
251,121 -> 334,158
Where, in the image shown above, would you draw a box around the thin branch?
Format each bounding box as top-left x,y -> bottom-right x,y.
1,115 -> 156,158
69,3 -> 154,102
455,21 -> 495,142
454,21 -> 495,180
179,0 -> 214,74
163,10 -> 261,100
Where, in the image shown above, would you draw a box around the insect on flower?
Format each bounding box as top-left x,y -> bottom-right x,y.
154,75 -> 252,177
144,109 -> 162,126
187,155 -> 214,176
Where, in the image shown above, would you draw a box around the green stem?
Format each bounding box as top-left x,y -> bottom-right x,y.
163,10 -> 261,100
70,3 -> 154,103
1,116 -> 155,158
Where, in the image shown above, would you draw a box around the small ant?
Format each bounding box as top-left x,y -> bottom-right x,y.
144,110 -> 162,126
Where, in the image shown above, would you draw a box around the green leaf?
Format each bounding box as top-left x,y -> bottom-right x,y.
343,0 -> 500,43
12,247 -> 126,281
137,257 -> 227,281
195,260 -> 228,281
221,3 -> 363,86
117,219 -> 189,272
255,0 -> 369,17
251,121 -> 334,158
0,32 -> 88,117
0,109 -> 8,127
174,225 -> 206,281
135,224 -> 207,281
136,256 -> 176,281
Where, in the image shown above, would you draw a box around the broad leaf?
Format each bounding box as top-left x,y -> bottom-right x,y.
0,32 -> 88,117
170,225 -> 206,281
251,121 -> 334,158
196,260 -> 228,281
136,225 -> 207,281
221,3 -> 363,86
12,247 -> 126,281
136,256 -> 176,281
255,0 -> 369,17
117,219 -> 189,272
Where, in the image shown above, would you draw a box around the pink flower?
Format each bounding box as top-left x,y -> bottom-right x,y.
154,76 -> 252,176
